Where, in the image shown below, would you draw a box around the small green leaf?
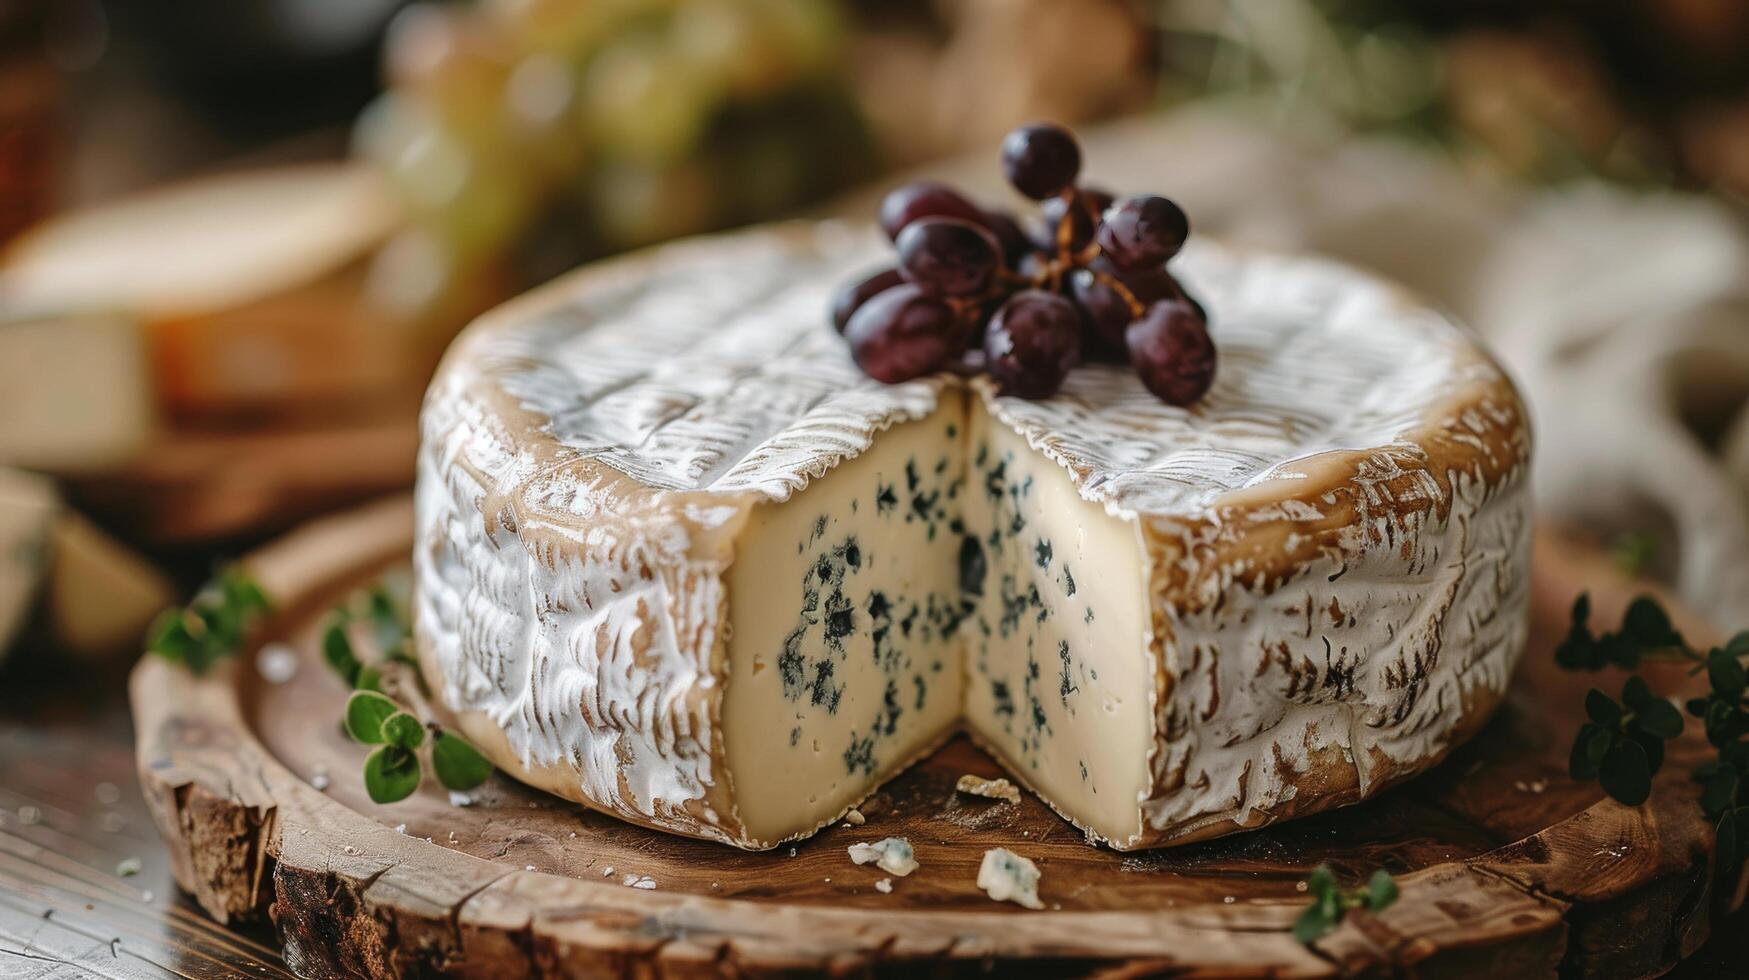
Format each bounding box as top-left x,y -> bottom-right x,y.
1570,723 -> 1606,780
345,691 -> 399,744
356,665 -> 384,693
1710,649 -> 1748,701
1717,811 -> 1739,870
322,618 -> 361,687
432,730 -> 493,791
363,746 -> 421,804
1636,698 -> 1684,740
1631,729 -> 1666,775
1623,596 -> 1682,648
380,711 -> 425,750
1621,676 -> 1653,710
1570,593 -> 1591,629
146,609 -> 196,665
1701,768 -> 1740,819
1585,689 -> 1622,726
1727,632 -> 1749,659
1365,870 -> 1399,911
1292,904 -> 1336,945
1599,739 -> 1652,806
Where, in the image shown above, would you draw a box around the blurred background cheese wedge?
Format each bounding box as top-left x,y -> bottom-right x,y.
0,467 -> 172,664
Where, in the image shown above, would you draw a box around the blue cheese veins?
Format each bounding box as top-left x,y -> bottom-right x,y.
976,847 -> 1044,909
848,837 -> 918,876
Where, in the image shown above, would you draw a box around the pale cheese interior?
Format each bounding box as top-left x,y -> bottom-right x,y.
722,392 -> 1153,847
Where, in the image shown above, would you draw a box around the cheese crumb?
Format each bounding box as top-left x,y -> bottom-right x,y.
977,848 -> 1043,909
847,837 -> 917,877
844,808 -> 866,826
956,774 -> 1021,805
874,878 -> 893,894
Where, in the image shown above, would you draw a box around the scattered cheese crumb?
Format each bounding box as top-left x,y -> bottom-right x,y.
955,774 -> 1021,805
602,866 -> 615,877
787,847 -> 798,857
621,874 -> 657,889
847,837 -> 918,877
874,878 -> 893,894
309,768 -> 330,792
1514,778 -> 1549,794
977,848 -> 1043,909
844,808 -> 866,826
394,824 -> 406,835
525,865 -> 536,871
448,791 -> 475,807
115,858 -> 142,877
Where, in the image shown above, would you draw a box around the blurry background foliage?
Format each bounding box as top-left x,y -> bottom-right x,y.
10,0 -> 1748,281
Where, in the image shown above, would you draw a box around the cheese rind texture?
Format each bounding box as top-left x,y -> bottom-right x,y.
415,222 -> 1532,849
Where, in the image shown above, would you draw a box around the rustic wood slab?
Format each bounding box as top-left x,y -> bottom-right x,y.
130,497 -> 1742,977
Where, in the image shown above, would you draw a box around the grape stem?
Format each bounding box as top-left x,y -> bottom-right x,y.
1092,270 -> 1147,319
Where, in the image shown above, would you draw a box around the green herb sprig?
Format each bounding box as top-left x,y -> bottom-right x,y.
321,577 -> 492,805
146,566 -> 271,675
1555,593 -> 1749,868
344,690 -> 492,803
1293,866 -> 1399,944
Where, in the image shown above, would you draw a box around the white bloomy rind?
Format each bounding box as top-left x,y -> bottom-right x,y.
414,221 -> 1531,850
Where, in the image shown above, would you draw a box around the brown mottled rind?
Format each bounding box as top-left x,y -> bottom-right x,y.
128,498 -> 1741,977
414,221 -> 1532,850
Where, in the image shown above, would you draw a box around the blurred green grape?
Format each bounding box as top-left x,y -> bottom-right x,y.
363,0 -> 870,324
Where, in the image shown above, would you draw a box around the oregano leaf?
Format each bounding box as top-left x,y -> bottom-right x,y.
345,691 -> 399,744
363,746 -> 421,804
1623,595 -> 1682,648
1570,723 -> 1606,780
1636,698 -> 1684,740
1365,869 -> 1399,911
1599,739 -> 1652,806
1710,649 -> 1747,701
432,730 -> 494,791
380,711 -> 425,750
1292,904 -> 1336,944
1701,768 -> 1739,819
322,618 -> 361,687
1585,689 -> 1622,726
356,665 -> 384,693
1621,676 -> 1653,711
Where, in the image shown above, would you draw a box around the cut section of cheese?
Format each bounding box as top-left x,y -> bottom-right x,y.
415,222 -> 1532,850
0,466 -> 174,662
0,468 -> 56,657
45,509 -> 175,657
0,316 -> 156,472
723,399 -> 967,844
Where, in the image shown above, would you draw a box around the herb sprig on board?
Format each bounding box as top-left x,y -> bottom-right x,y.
321,577 -> 492,804
1556,593 -> 1749,867
145,566 -> 271,675
1293,866 -> 1399,943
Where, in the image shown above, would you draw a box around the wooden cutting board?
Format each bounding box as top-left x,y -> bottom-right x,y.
129,497 -> 1742,977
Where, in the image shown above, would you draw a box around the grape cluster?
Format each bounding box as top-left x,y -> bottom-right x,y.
831,122 -> 1215,405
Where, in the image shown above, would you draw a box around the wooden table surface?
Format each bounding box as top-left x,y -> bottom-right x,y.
3,614 -> 1748,978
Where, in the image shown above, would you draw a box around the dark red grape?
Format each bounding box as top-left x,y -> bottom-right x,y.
831,267 -> 904,334
896,218 -> 1000,298
980,207 -> 1032,269
1097,195 -> 1190,269
985,290 -> 1082,398
1068,257 -> 1178,353
878,180 -> 987,241
1038,187 -> 1113,254
1126,300 -> 1216,405
1001,123 -> 1081,200
845,283 -> 959,383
